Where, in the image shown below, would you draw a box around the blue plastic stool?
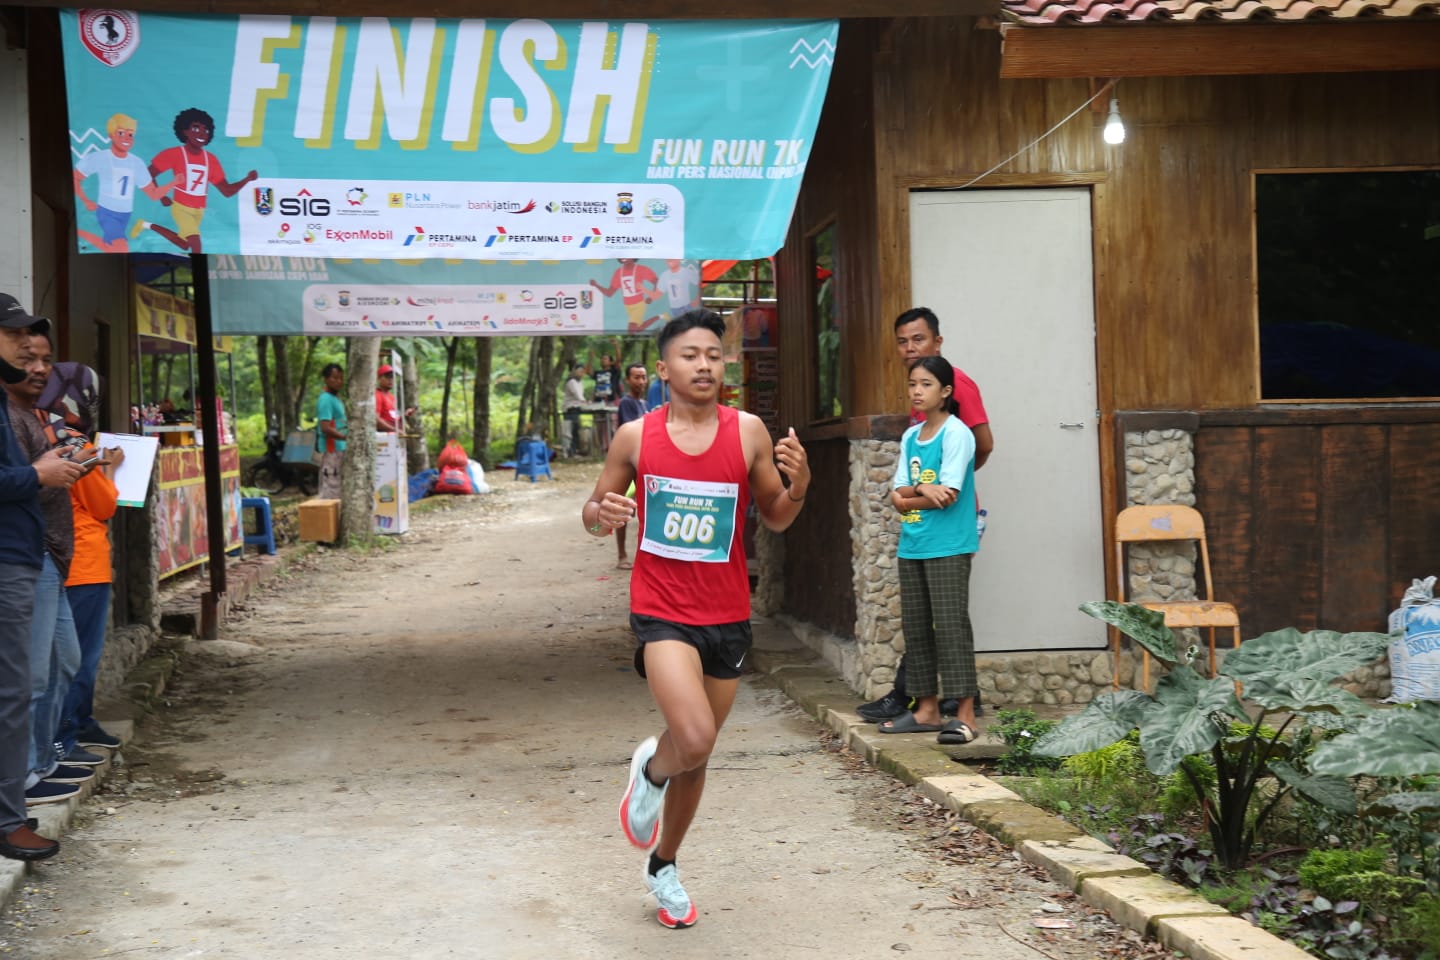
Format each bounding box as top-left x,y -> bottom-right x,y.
513,438 -> 553,483
241,497 -> 277,555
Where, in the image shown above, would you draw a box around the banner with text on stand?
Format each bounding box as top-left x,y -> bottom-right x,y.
61,12 -> 836,262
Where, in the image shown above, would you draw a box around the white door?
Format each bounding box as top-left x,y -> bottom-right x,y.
909,188 -> 1106,651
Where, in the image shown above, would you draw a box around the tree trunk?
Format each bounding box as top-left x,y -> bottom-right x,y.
340,337 -> 380,545
515,338 -> 540,442
290,336 -> 319,430
438,336 -> 460,443
402,350 -> 428,473
472,337 -> 492,468
255,336 -> 275,431
531,338 -> 562,443
273,337 -> 294,433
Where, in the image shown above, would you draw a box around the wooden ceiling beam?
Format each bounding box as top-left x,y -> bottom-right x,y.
999,21 -> 1440,78
19,0 -> 1000,19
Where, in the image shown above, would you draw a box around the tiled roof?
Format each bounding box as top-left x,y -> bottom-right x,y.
1001,0 -> 1439,25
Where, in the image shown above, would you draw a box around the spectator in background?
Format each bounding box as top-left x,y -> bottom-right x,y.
593,354 -> 620,405
316,363 -> 346,500
613,363 -> 649,569
562,363 -> 586,458
646,362 -> 669,410
0,294 -> 81,861
40,363 -> 126,757
374,364 -> 413,434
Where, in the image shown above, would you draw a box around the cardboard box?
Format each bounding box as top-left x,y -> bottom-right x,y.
298,498 -> 341,542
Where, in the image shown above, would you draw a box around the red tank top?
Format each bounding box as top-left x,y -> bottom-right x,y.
631,404 -> 751,625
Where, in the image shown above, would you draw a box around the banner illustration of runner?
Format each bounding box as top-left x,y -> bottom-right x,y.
590,259 -> 663,333
132,108 -> 258,254
72,113 -> 173,252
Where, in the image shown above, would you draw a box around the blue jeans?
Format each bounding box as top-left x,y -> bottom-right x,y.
28,557 -> 81,782
60,582 -> 111,753
0,562 -> 39,832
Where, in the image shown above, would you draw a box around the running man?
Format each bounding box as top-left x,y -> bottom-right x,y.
590,258 -> 661,333
134,107 -> 257,254
73,114 -> 172,252
582,309 -> 810,929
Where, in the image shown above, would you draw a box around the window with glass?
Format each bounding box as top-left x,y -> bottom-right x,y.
1256,170 -> 1440,401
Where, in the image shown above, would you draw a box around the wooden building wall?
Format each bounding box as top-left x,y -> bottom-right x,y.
778,16 -> 1440,638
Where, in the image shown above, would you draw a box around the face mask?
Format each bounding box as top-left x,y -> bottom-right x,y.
0,354 -> 25,386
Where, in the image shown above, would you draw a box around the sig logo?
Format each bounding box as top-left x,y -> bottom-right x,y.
279,192 -> 331,217
545,295 -> 580,310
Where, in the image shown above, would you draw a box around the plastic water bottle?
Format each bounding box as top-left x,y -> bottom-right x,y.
976,508 -> 988,540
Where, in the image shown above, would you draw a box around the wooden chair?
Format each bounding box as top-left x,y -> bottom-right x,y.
1113,505 -> 1241,690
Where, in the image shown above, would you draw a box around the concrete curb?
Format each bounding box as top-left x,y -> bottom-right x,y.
750,622 -> 1316,960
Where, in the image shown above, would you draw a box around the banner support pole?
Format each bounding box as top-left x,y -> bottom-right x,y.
192,253 -> 228,640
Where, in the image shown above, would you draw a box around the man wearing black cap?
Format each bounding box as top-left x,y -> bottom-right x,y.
374,363 -> 407,434
0,293 -> 85,861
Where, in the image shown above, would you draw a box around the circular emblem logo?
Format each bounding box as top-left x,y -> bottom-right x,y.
78,10 -> 140,67
644,198 -> 670,223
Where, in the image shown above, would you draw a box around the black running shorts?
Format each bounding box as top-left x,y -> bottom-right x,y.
630,614 -> 753,680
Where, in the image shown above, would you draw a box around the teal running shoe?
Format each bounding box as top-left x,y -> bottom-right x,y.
645,863 -> 697,929
619,736 -> 667,849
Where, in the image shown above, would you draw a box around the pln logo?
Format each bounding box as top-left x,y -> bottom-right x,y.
253,187 -> 274,216
387,193 -> 404,208
402,226 -> 426,247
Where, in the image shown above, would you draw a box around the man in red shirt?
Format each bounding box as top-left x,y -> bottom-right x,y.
374,364 -> 412,433
583,309 -> 810,929
857,306 -> 995,723
132,107 -> 257,254
590,259 -> 662,332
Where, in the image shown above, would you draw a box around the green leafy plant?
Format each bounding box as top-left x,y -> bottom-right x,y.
1298,848 -> 1388,899
991,709 -> 1062,775
1310,703 -> 1440,890
1061,736 -> 1146,783
1034,601 -> 1391,869
1396,893 -> 1440,959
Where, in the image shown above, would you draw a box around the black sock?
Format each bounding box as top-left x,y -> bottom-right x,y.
643,760 -> 667,788
648,852 -> 675,877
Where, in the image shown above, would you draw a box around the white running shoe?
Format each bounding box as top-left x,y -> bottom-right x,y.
645,863 -> 697,929
619,736 -> 667,849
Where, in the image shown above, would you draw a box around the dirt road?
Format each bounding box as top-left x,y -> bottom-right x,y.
2,464 -> 1159,959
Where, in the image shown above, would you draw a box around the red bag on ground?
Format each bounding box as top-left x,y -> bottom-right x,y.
437,440 -> 469,471
432,465 -> 474,495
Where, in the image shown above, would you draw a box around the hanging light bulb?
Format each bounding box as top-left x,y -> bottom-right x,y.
1103,96 -> 1126,145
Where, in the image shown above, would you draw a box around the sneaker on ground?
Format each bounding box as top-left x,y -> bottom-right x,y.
64,746 -> 106,766
645,864 -> 698,929
76,726 -> 121,750
856,691 -> 908,723
619,736 -> 667,850
25,780 -> 80,806
44,764 -> 95,784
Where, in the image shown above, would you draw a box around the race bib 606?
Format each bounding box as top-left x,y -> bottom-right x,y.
640,475 -> 738,563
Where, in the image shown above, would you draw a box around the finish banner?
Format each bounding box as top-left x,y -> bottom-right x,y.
61,12 -> 837,261
207,255 -> 705,336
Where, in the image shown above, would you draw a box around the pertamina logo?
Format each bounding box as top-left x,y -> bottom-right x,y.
578,228 -> 602,249
78,10 -> 140,67
403,226 -> 426,247
485,227 -> 508,248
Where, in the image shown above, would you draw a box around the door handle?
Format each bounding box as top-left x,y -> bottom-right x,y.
1058,421 -> 1085,430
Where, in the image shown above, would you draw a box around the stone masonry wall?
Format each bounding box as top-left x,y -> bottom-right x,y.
851,439 -> 903,697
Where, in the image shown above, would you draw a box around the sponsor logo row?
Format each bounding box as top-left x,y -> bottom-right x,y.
254,188 -> 671,223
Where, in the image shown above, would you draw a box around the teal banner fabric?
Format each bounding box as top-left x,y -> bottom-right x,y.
62,12 -> 836,261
